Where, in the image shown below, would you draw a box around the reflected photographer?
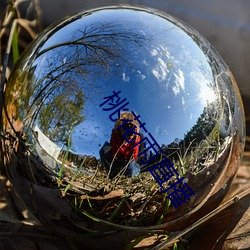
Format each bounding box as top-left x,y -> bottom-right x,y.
100,112 -> 141,178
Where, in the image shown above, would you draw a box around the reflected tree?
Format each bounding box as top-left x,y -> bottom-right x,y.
144,103 -> 221,174
38,89 -> 85,143
183,103 -> 218,145
25,21 -> 148,144
33,20 -> 149,88
168,102 -> 221,173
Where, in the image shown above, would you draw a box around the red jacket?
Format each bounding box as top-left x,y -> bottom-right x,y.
110,129 -> 140,161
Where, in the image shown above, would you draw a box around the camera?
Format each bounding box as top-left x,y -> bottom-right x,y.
125,122 -> 134,129
124,122 -> 134,136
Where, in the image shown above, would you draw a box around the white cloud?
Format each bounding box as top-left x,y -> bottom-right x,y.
150,48 -> 158,56
152,57 -> 169,82
155,126 -> 168,138
137,70 -> 146,80
122,72 -> 130,82
172,69 -> 185,95
182,96 -> 185,105
190,71 -> 216,104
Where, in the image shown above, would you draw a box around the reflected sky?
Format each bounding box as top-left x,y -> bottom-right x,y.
27,8 -> 218,157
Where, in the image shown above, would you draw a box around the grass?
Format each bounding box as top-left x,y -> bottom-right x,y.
59,162 -> 173,227
42,112 -> 223,229
173,121 -> 223,176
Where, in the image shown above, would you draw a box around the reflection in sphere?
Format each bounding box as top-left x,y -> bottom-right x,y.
2,5 -> 245,248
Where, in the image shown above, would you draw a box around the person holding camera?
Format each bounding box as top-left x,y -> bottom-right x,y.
100,111 -> 141,178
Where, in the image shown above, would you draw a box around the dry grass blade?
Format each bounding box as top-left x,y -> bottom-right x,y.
16,19 -> 38,39
0,0 -> 42,70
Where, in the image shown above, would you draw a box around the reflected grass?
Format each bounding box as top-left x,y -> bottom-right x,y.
57,162 -> 172,227
174,121 -> 223,176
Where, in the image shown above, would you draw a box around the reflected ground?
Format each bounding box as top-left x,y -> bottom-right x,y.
2,6 -> 245,229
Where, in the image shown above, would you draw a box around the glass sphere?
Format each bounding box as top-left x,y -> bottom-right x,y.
2,5 -> 245,247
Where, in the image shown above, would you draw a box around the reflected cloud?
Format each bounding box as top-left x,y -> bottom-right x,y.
190,70 -> 216,104
137,70 -> 146,80
142,59 -> 148,65
152,57 -> 169,82
122,72 -> 130,82
182,96 -> 185,105
173,69 -> 185,95
199,84 -> 216,104
150,48 -> 158,56
155,125 -> 168,138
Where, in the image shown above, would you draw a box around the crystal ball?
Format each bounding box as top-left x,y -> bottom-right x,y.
2,5 -> 245,247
